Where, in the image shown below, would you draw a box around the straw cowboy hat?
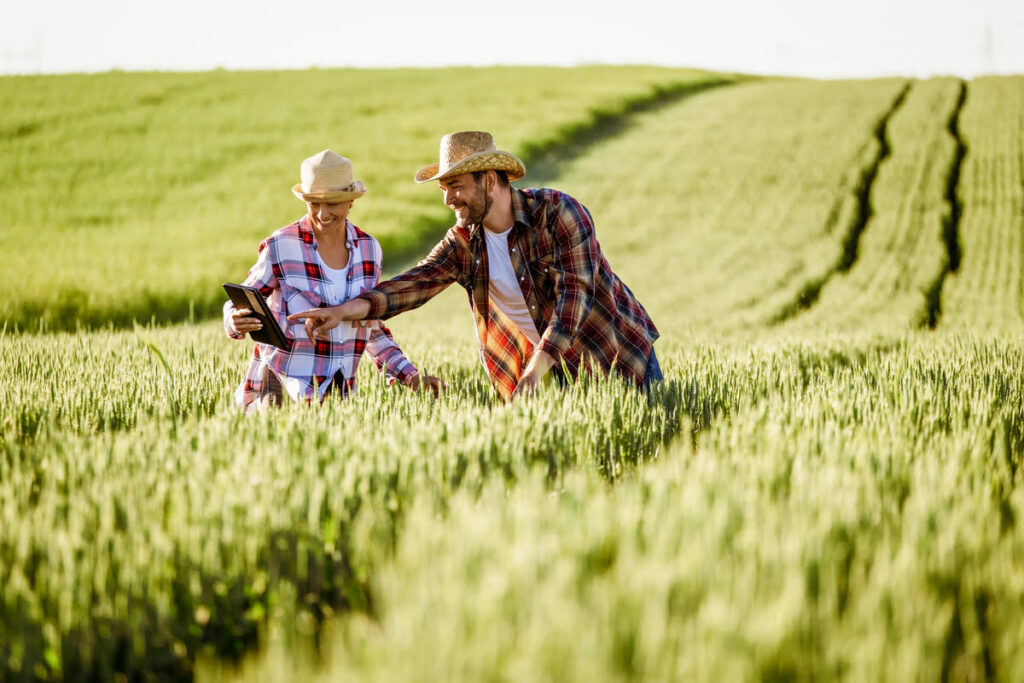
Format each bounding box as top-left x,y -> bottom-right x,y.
415,131 -> 526,183
292,150 -> 367,202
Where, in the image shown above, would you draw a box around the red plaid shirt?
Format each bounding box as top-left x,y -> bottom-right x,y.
360,188 -> 659,401
224,217 -> 418,411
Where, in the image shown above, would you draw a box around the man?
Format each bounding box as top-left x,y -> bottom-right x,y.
289,131 -> 661,401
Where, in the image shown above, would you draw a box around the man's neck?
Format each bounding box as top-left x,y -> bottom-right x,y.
482,188 -> 514,234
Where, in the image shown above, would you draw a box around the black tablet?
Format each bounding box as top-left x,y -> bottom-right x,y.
222,283 -> 292,351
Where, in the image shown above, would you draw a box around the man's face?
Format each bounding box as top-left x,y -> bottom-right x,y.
439,173 -> 489,228
306,200 -> 352,232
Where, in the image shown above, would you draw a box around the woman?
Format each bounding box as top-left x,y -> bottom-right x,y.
224,149 -> 442,411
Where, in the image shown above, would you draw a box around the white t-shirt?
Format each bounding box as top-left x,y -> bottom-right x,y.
484,227 -> 541,345
276,251 -> 352,399
316,252 -> 352,304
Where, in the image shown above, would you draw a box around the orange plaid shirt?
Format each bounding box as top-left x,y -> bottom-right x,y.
360,188 -> 659,400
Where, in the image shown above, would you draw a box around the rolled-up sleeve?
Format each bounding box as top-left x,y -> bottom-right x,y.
537,198 -> 598,360
223,239 -> 279,339
365,324 -> 419,385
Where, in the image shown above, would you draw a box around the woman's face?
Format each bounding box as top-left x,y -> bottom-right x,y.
307,200 -> 353,232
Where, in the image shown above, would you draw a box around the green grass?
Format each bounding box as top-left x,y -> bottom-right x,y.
0,66 -> 727,332
230,335 -> 1024,682
1,315 -> 691,679
4,68 -> 1024,681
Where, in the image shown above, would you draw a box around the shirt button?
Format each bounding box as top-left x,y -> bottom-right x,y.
511,248 -> 516,252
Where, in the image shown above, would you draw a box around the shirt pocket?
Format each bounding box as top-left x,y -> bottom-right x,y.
283,273 -> 329,306
282,286 -> 322,342
528,258 -> 557,301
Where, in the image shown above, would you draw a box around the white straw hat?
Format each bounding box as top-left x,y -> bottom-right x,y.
415,131 -> 525,183
292,150 -> 367,202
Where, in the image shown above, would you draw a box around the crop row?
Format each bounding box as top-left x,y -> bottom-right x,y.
940,76 -> 1024,330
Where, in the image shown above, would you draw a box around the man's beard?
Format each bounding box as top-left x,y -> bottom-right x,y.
454,186 -> 491,228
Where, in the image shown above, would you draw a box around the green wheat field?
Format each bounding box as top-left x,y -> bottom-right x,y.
3,66 -> 1024,681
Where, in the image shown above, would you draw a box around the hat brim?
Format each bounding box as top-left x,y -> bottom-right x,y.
292,183 -> 366,202
415,150 -> 526,183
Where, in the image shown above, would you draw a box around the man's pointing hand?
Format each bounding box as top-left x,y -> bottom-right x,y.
288,298 -> 371,344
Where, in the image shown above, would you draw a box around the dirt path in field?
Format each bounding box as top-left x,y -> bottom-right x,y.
924,80 -> 968,328
769,81 -> 913,325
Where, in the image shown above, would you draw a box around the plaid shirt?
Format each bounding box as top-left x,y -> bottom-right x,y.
224,216 -> 417,410
360,188 -> 659,401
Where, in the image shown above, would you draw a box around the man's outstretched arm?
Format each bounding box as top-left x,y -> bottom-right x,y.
287,230 -> 465,343
288,298 -> 372,343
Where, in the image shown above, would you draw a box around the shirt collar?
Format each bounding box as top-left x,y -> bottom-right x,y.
343,220 -> 357,249
510,187 -> 531,228
470,188 -> 530,240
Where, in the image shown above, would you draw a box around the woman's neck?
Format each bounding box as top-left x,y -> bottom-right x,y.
309,218 -> 350,269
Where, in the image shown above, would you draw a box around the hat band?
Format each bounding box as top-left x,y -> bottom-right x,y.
416,150 -> 525,183
292,179 -> 366,201
305,181 -> 358,192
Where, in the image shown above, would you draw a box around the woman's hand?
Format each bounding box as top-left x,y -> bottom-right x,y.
404,373 -> 447,399
288,298 -> 371,343
229,308 -> 263,336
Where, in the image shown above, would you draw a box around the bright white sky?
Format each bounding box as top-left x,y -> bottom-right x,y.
2,0 -> 1023,78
